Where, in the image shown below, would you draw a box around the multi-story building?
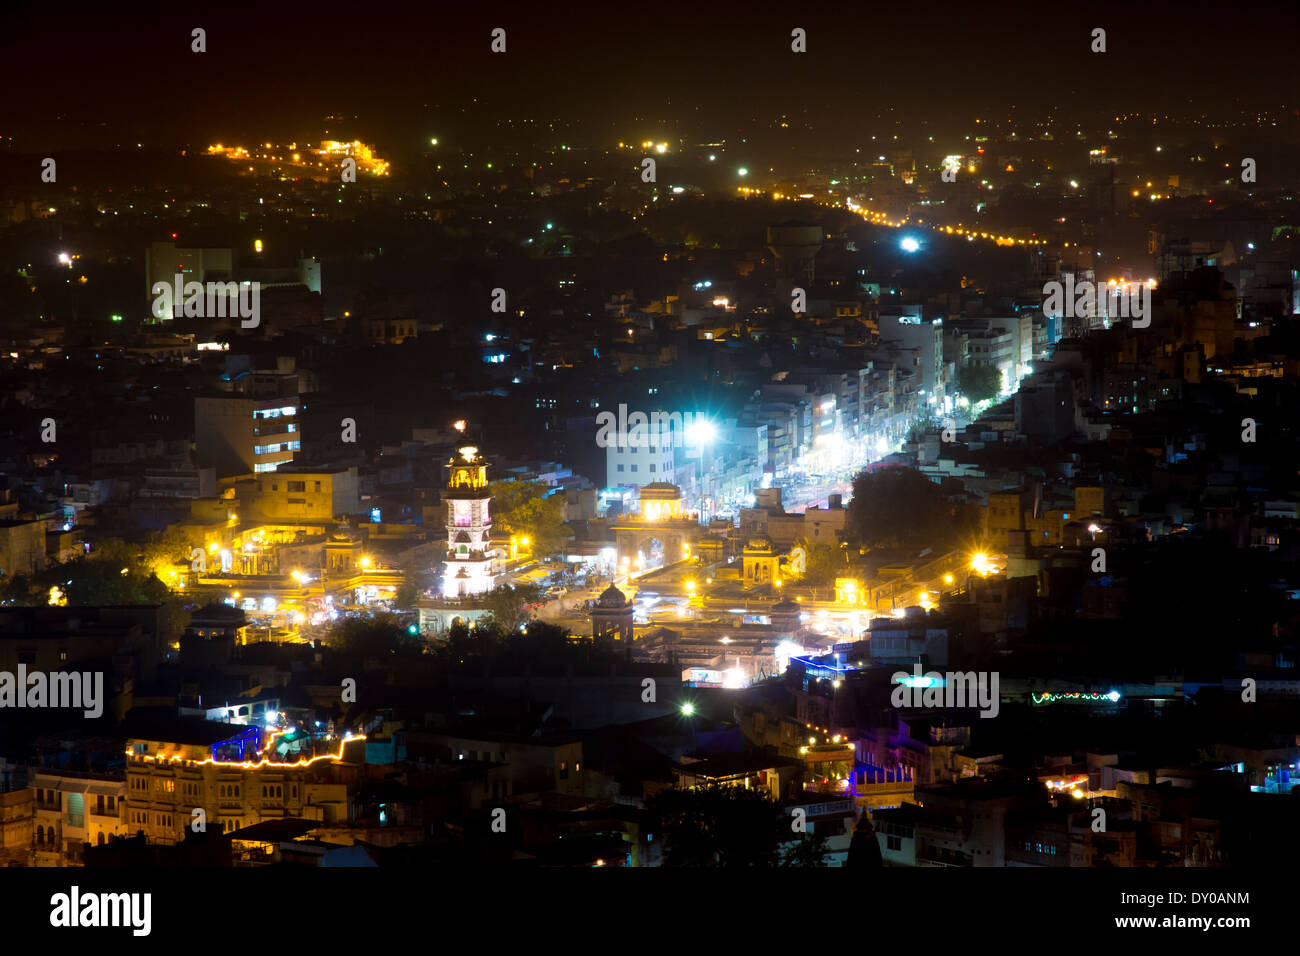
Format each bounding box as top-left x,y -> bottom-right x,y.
0,763 -> 33,866
234,466 -> 361,524
195,395 -> 301,478
0,518 -> 47,577
879,311 -> 947,411
124,720 -> 358,844
605,414 -> 679,489
31,769 -> 127,866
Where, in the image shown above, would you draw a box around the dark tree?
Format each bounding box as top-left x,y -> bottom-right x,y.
955,364 -> 1002,404
648,784 -> 789,867
780,830 -> 831,867
482,583 -> 544,633
327,613 -> 423,660
846,467 -> 978,551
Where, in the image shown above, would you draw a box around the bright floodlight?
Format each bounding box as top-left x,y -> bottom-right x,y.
900,236 -> 920,253
685,419 -> 717,447
680,702 -> 695,716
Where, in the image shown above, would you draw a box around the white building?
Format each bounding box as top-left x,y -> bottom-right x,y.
606,422 -> 678,488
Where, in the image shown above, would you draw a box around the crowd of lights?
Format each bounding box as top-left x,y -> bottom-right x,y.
1031,691 -> 1121,705
207,140 -> 390,176
126,731 -> 365,771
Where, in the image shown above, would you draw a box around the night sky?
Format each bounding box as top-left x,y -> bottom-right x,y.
2,0 -> 1296,152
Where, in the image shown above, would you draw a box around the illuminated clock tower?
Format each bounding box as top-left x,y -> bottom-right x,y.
441,446 -> 498,598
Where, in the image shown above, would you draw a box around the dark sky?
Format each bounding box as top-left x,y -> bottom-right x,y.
2,0 -> 1297,151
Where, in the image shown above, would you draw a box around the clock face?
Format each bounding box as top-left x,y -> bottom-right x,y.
454,500 -> 471,526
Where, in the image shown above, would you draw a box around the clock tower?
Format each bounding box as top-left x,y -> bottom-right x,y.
441,445 -> 499,598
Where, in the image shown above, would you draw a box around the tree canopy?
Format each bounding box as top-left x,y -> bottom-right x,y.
648,784 -> 829,867
955,363 -> 1002,404
487,480 -> 570,557
845,467 -> 979,551
791,540 -> 846,587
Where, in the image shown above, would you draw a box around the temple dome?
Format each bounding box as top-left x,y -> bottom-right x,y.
598,584 -> 629,608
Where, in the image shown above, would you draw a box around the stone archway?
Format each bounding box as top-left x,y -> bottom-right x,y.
615,529 -> 685,571
637,536 -> 665,571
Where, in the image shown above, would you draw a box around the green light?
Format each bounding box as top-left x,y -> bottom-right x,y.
737,167 -> 748,177
110,314 -> 123,322
680,702 -> 695,716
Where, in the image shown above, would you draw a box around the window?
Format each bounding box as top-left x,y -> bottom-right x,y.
617,464 -> 624,473
286,481 -> 306,492
66,793 -> 84,828
886,834 -> 901,851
